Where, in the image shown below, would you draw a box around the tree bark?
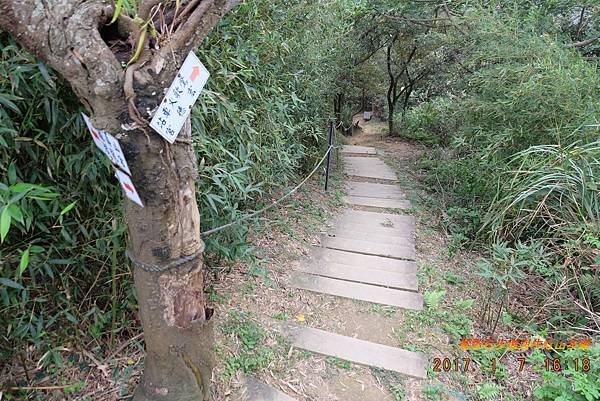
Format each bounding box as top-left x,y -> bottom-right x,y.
123,115 -> 212,401
386,42 -> 396,135
0,1 -> 240,399
386,39 -> 419,136
388,101 -> 395,135
399,83 -> 413,127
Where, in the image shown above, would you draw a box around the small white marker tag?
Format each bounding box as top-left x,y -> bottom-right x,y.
115,169 -> 143,207
82,113 -> 105,150
149,51 -> 210,143
82,113 -> 131,175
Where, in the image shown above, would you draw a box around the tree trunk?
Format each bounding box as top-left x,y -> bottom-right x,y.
0,1 -> 241,399
388,102 -> 395,135
120,115 -> 212,401
386,41 -> 397,136
386,38 -> 418,137
72,91 -> 213,401
398,84 -> 413,128
387,76 -> 396,135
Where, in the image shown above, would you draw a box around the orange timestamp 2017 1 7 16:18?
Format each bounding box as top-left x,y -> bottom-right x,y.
432,357 -> 592,374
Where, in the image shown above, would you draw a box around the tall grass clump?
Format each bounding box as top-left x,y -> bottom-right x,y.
484,138 -> 600,245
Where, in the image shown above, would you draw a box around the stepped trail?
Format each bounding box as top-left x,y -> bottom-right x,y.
241,117 -> 429,401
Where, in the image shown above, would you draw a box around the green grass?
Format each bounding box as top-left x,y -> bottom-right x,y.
273,311 -> 290,321
221,311 -> 275,377
326,357 -> 352,370
370,305 -> 397,317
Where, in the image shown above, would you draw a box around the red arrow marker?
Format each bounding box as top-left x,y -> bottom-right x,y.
123,183 -> 135,193
189,65 -> 200,81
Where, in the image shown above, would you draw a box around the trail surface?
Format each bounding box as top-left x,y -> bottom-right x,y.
243,118 -> 428,400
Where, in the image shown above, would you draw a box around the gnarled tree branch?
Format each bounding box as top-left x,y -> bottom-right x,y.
567,36 -> 600,48
0,0 -> 124,121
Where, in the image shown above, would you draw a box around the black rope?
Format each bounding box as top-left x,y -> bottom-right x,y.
126,245 -> 205,273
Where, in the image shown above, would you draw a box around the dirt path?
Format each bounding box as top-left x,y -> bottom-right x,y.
213,119 -> 507,401
350,116 -> 388,145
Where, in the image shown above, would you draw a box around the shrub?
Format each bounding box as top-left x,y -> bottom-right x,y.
392,8 -> 600,343
530,344 -> 600,401
415,7 -> 600,263
402,97 -> 458,145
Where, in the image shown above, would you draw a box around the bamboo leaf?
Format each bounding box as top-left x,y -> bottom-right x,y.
0,93 -> 22,115
127,28 -> 147,65
37,62 -> 56,88
19,246 -> 31,276
7,203 -> 23,224
60,201 -> 77,216
0,278 -> 23,290
0,206 -> 11,243
109,0 -> 124,25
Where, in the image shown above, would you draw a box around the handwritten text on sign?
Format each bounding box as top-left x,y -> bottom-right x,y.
149,51 -> 210,143
82,113 -> 142,207
82,113 -> 131,176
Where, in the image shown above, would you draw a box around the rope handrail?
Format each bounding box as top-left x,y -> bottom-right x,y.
128,140 -> 336,272
200,145 -> 334,237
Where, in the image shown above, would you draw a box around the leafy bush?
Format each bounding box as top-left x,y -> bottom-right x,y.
424,289 -> 446,310
477,242 -> 548,292
402,97 -> 458,145
194,0 -> 346,258
476,382 -> 500,401
413,6 -> 600,277
419,151 -> 491,207
0,33 -> 128,355
530,344 -> 600,401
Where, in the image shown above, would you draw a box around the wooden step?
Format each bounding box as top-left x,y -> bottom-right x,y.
243,377 -> 297,401
343,157 -> 398,181
345,181 -> 406,199
335,210 -> 415,234
344,195 -> 411,209
296,261 -> 418,291
330,223 -> 416,239
290,272 -> 423,310
322,237 -> 416,260
339,209 -> 415,226
340,145 -> 377,155
308,248 -> 418,273
326,228 -> 414,245
280,322 -> 427,379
